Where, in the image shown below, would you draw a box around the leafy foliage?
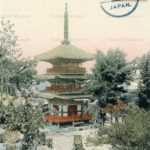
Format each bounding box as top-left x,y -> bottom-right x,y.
0,99 -> 44,149
0,19 -> 37,96
0,19 -> 41,149
138,52 -> 150,110
88,49 -> 131,107
5,101 -> 43,134
92,106 -> 150,150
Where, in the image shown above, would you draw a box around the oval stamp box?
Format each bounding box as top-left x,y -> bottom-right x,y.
100,0 -> 139,17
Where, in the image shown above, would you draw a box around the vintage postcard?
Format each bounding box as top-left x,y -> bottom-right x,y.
0,0 -> 149,150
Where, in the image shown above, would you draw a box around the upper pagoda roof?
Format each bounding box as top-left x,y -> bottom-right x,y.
36,3 -> 94,64
36,44 -> 94,64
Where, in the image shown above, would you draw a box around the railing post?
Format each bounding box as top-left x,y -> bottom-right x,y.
72,135 -> 85,150
36,137 -> 53,150
46,137 -> 53,149
38,132 -> 46,145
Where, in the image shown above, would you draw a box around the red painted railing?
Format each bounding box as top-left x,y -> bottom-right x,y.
45,114 -> 92,123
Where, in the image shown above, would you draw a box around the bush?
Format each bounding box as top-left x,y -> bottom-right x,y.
0,98 -> 44,149
97,105 -> 150,150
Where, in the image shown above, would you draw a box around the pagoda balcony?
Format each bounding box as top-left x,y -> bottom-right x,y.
44,114 -> 92,123
47,84 -> 83,93
47,66 -> 86,75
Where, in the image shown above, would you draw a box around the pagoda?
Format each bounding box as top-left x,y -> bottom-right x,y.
36,3 -> 94,124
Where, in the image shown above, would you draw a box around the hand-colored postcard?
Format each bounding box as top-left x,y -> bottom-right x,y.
0,0 -> 149,150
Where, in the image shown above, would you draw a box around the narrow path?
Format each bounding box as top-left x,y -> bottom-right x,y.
46,127 -> 111,150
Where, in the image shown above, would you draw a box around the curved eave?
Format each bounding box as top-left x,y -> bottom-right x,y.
64,95 -> 93,100
34,92 -> 92,102
35,44 -> 94,64
36,74 -> 87,81
34,92 -> 84,104
38,57 -> 94,64
34,92 -> 65,100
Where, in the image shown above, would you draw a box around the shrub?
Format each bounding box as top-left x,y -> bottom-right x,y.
96,105 -> 150,150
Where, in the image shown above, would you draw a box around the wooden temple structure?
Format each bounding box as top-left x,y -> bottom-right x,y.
36,3 -> 94,124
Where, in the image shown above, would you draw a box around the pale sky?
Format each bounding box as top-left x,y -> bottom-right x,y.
0,0 -> 150,73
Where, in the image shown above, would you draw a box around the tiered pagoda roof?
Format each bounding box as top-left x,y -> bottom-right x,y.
36,44 -> 93,64
35,3 -> 94,102
36,3 -> 94,64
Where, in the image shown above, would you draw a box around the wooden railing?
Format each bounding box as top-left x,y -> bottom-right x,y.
47,66 -> 86,75
47,84 -> 83,93
44,114 -> 92,123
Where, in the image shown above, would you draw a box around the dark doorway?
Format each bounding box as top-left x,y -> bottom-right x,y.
68,105 -> 77,116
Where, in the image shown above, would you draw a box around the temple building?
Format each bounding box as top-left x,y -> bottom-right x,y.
36,3 -> 94,124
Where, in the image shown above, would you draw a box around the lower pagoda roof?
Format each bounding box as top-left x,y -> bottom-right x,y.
34,92 -> 92,104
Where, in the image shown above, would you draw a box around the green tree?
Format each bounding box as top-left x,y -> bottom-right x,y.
0,19 -> 36,96
138,52 -> 150,110
88,49 -> 131,111
0,19 -> 41,149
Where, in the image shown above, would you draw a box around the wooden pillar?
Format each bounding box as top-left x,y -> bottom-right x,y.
61,105 -> 63,116
81,103 -> 84,117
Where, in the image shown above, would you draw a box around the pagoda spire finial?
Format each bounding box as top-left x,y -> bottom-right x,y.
62,3 -> 70,45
